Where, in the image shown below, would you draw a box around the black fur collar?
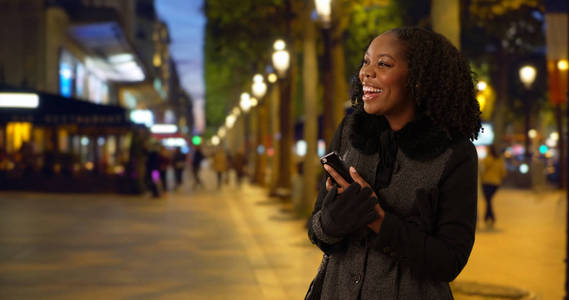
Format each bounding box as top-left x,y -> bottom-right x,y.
348,110 -> 452,161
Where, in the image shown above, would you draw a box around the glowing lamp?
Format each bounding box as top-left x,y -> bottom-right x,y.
558,59 -> 569,71
315,0 -> 332,25
240,92 -> 252,112
268,73 -> 278,83
272,40 -> 290,77
519,65 -> 536,89
252,74 -> 267,98
212,136 -> 220,146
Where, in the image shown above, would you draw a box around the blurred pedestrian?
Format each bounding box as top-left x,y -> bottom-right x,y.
531,154 -> 546,192
157,146 -> 171,192
145,143 -> 161,198
232,150 -> 247,187
191,145 -> 205,189
306,27 -> 481,300
480,144 -> 506,227
212,147 -> 228,189
173,147 -> 187,190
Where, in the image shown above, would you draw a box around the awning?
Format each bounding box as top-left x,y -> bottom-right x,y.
0,89 -> 131,127
65,7 -> 146,83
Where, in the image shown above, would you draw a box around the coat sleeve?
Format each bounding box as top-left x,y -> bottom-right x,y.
307,117 -> 349,254
370,139 -> 478,282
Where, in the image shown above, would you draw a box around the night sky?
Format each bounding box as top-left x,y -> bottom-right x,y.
155,0 -> 206,133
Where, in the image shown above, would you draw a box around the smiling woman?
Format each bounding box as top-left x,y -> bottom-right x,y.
305,27 -> 482,300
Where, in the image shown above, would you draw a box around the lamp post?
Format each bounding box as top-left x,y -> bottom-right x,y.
315,0 -> 334,146
272,39 -> 292,195
557,59 -> 568,190
300,2 -> 321,215
252,74 -> 268,185
240,92 -> 252,170
519,65 -> 537,162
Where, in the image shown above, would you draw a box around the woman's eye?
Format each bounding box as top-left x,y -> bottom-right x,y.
362,59 -> 369,65
378,61 -> 391,67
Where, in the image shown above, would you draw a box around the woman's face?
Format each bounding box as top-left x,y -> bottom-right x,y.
358,32 -> 415,126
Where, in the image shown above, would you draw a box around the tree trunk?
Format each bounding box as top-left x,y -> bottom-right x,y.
269,84 -> 281,195
301,1 -> 319,215
322,28 -> 334,146
329,0 -> 349,138
491,49 -> 510,150
556,104 -> 566,188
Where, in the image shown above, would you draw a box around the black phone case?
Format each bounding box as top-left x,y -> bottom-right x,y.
320,152 -> 354,184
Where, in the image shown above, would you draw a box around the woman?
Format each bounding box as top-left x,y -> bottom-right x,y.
306,27 -> 481,299
480,144 -> 506,227
212,147 -> 228,189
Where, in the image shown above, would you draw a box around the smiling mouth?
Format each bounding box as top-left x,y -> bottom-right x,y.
362,86 -> 383,101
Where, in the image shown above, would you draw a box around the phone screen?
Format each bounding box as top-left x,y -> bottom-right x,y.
320,152 -> 354,184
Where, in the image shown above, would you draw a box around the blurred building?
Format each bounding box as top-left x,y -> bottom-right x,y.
0,0 -> 193,192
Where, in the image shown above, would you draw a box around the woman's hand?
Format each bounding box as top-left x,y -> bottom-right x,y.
324,165 -> 386,233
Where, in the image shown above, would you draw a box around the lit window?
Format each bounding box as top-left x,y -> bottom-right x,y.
153,53 -> 161,67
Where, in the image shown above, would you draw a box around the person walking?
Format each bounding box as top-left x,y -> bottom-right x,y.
191,146 -> 205,189
480,144 -> 506,227
305,27 -> 481,300
172,147 -> 187,190
157,146 -> 171,192
145,145 -> 161,198
212,147 -> 228,189
232,150 -> 247,187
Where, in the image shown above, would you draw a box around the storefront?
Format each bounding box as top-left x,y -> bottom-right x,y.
0,89 -> 148,193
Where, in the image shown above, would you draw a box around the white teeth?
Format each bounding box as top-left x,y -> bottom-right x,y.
363,86 -> 382,93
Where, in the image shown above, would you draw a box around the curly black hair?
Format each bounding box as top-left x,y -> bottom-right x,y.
350,27 -> 481,141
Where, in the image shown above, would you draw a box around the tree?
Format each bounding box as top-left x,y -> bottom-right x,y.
462,0 -> 546,149
204,0 -> 291,133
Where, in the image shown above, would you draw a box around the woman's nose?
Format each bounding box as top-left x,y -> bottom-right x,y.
361,65 -> 375,79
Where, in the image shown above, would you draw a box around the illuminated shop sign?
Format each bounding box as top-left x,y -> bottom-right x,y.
0,93 -> 39,108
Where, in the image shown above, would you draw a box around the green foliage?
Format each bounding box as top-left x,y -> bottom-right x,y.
462,1 -> 547,123
344,1 -> 403,79
204,0 -> 289,134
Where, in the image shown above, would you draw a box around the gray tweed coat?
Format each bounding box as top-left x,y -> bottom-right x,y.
306,111 -> 478,300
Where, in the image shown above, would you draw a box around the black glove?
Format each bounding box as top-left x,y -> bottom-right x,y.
320,183 -> 379,238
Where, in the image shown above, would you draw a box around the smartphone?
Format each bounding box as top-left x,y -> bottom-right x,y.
320,151 -> 354,184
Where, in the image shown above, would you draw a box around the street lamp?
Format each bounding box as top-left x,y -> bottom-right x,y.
519,64 -> 537,185
232,107 -> 241,117
558,59 -> 568,71
271,38 -> 293,196
272,40 -> 290,77
252,74 -> 267,99
314,0 -> 332,27
251,74 -> 267,185
211,136 -> 220,146
314,0 -> 334,145
519,65 -> 537,89
476,80 -> 488,92
240,92 -> 252,112
267,73 -> 278,83
225,114 -> 237,129
218,127 -> 226,138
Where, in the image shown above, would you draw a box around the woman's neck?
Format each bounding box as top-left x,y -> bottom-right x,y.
385,108 -> 416,131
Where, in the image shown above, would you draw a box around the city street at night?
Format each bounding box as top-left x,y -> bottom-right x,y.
1,0 -> 569,299
0,168 -> 565,299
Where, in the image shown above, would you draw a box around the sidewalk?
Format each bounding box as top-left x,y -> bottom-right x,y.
187,166 -> 566,299
0,167 -> 565,299
208,182 -> 566,299
455,188 -> 566,299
